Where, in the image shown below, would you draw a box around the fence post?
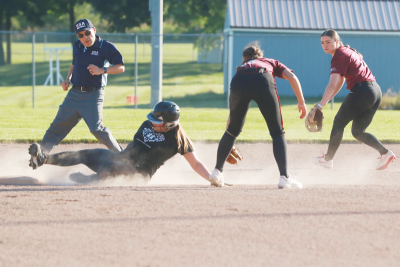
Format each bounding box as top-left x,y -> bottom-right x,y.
135,34 -> 138,109
331,97 -> 334,110
32,32 -> 35,109
227,33 -> 233,109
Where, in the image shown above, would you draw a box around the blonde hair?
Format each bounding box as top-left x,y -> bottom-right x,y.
175,124 -> 194,154
321,29 -> 363,58
242,41 -> 264,63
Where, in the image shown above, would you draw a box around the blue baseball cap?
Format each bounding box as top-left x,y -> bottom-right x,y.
75,19 -> 94,34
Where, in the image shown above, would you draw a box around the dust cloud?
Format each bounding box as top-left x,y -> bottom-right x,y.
0,143 -> 398,187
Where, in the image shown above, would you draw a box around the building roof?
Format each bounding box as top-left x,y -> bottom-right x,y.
226,0 -> 400,31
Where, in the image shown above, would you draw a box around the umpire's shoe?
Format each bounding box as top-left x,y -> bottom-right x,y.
28,143 -> 47,170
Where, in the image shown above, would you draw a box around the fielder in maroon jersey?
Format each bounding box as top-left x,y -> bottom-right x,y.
311,29 -> 396,170
209,42 -> 307,189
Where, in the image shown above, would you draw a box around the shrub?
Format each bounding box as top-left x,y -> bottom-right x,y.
380,88 -> 400,110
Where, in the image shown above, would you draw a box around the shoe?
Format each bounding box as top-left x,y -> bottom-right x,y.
28,143 -> 47,170
376,150 -> 396,170
209,169 -> 224,187
69,172 -> 100,184
312,151 -> 333,168
278,174 -> 303,189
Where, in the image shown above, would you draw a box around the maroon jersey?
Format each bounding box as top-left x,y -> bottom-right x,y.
331,46 -> 375,89
239,58 -> 291,79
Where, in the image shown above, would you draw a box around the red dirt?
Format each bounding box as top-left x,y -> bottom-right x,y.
0,143 -> 399,266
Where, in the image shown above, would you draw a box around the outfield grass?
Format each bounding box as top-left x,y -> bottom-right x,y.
1,101 -> 399,143
1,42 -> 399,143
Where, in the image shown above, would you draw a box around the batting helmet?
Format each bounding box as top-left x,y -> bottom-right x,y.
147,101 -> 180,130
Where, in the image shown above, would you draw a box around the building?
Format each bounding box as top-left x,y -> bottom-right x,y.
223,0 -> 400,97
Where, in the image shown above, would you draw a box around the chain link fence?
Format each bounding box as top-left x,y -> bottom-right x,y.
0,31 -> 225,109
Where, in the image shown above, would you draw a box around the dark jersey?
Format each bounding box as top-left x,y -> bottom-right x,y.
330,46 -> 375,89
72,35 -> 124,88
238,58 -> 291,79
123,121 -> 194,177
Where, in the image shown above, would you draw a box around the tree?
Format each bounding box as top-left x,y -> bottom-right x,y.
39,0 -> 85,44
0,11 -> 5,65
164,0 -> 226,33
89,0 -> 151,32
0,0 -> 50,64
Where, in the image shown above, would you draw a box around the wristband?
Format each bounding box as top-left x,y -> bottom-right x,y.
317,103 -> 324,109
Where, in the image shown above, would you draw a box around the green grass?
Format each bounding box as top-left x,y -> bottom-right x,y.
1,103 -> 399,143
1,42 -> 399,143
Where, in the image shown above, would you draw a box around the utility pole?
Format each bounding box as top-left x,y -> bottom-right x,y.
149,0 -> 163,108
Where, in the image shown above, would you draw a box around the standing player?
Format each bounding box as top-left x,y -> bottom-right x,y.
28,101 -> 212,184
209,42 -> 307,189
31,18 -> 124,169
310,29 -> 396,170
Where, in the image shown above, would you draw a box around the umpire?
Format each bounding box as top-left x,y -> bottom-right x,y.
40,19 -> 124,153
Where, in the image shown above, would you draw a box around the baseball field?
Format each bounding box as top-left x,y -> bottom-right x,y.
1,42 -> 400,266
1,142 -> 399,266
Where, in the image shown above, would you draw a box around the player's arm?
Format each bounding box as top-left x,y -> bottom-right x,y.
62,65 -> 74,91
102,63 -> 125,74
87,63 -> 125,75
282,69 -> 307,119
183,151 -> 211,182
319,74 -> 345,106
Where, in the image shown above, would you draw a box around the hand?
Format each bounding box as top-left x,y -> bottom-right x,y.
61,79 -> 71,91
87,64 -> 103,75
298,103 -> 307,119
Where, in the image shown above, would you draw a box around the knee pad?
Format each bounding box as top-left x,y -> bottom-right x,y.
226,125 -> 240,137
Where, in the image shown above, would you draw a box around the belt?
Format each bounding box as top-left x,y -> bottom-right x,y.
237,67 -> 266,74
72,85 -> 103,92
355,81 -> 374,87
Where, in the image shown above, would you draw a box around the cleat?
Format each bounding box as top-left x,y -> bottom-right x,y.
376,150 -> 396,170
278,174 -> 303,189
209,168 -> 224,187
312,151 -> 333,168
28,143 -> 47,170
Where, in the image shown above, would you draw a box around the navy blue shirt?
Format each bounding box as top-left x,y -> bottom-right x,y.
71,35 -> 124,87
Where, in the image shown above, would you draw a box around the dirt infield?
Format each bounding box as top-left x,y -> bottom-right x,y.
1,143 -> 400,266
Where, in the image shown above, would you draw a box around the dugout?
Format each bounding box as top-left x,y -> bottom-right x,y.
223,0 -> 400,97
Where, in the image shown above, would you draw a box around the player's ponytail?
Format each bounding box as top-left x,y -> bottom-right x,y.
175,124 -> 194,154
321,29 -> 363,58
343,45 -> 363,58
242,41 -> 264,63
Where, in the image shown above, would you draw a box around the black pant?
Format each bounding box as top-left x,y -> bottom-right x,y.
215,70 -> 288,177
46,148 -> 145,178
325,81 -> 388,160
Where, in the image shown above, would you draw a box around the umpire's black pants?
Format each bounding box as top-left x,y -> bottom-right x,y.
325,81 -> 388,160
215,69 -> 288,177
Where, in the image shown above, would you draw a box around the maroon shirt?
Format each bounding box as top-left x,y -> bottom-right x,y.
239,58 -> 291,79
331,46 -> 375,89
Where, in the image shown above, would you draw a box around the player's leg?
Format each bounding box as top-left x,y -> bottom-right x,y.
80,89 -> 122,152
40,91 -> 82,153
253,72 -> 302,189
325,82 -> 378,161
214,73 -> 251,173
350,83 -> 396,169
252,72 -> 287,177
